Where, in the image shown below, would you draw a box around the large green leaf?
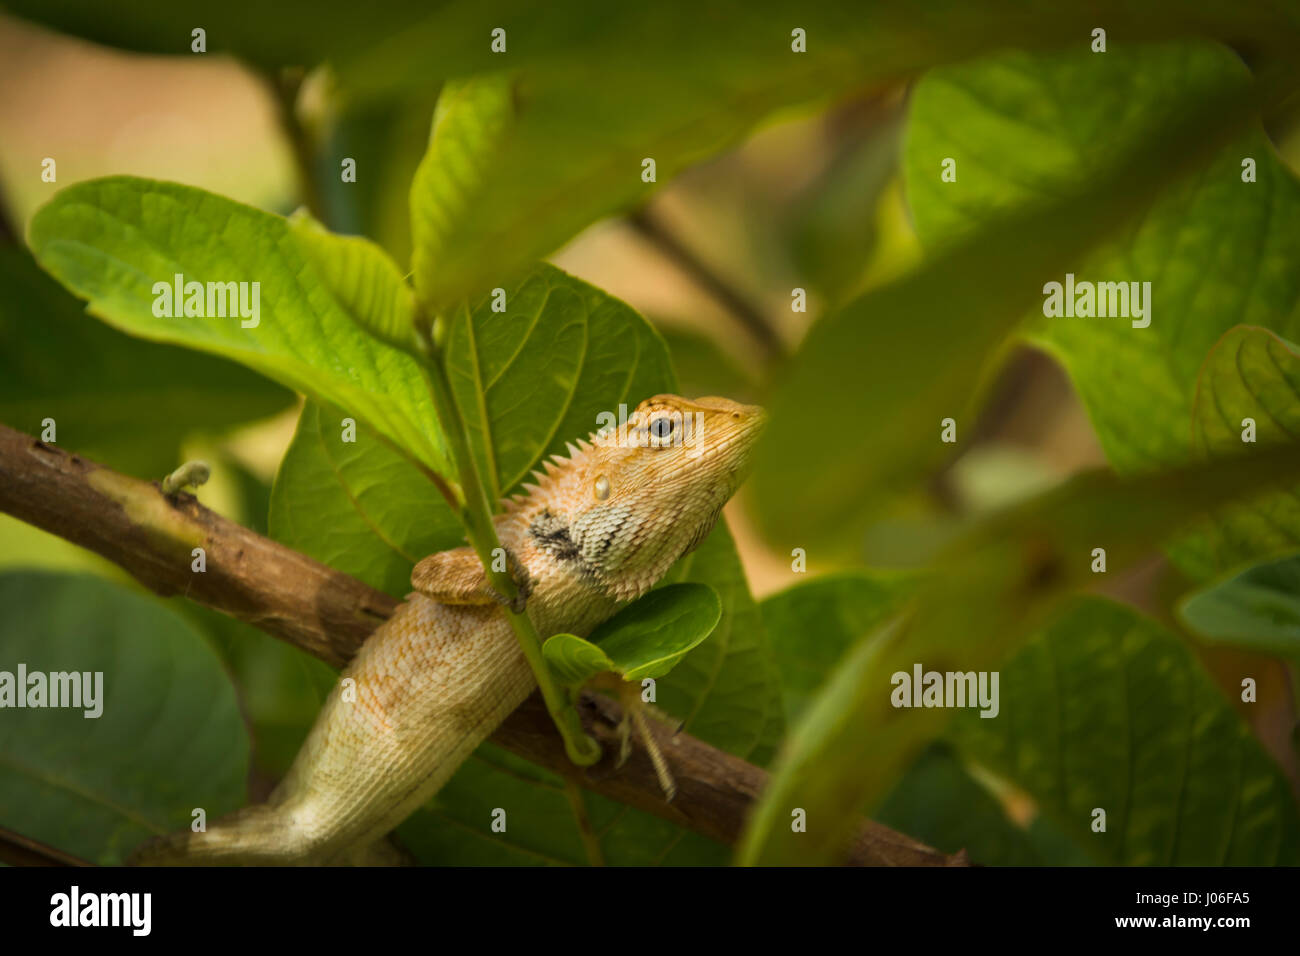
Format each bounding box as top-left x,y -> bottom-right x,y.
442,263 -> 674,502
1181,326 -> 1300,578
752,46 -> 1254,550
951,598 -> 1300,865
182,601 -> 339,781
740,440 -> 1300,864
760,570 -> 916,723
389,1 -> 1300,309
907,42 -> 1300,482
287,210 -> 418,353
875,743 -> 1093,866
270,401 -> 463,599
760,572 -> 1093,865
0,572 -> 248,864
1179,551 -> 1300,661
656,528 -> 786,767
543,583 -> 721,686
0,245 -> 292,478
27,176 -> 451,475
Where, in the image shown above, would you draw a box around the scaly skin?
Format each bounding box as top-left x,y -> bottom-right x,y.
131,394 -> 765,864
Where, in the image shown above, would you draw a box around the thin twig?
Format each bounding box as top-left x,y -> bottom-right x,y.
627,207 -> 786,364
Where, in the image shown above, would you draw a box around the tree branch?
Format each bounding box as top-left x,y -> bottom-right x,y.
0,422 -> 964,866
0,825 -> 92,867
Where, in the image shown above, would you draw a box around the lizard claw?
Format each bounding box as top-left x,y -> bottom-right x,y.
490,548 -> 533,614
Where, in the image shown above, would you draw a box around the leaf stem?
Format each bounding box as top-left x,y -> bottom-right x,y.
414,315 -> 600,767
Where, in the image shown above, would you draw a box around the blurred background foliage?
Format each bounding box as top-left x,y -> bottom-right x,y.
2,1 -> 1300,865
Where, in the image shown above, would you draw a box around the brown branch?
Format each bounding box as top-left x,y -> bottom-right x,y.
0,825 -> 92,867
0,422 -> 963,866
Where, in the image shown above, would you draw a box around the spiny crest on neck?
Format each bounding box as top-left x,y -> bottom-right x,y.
501,432 -> 601,514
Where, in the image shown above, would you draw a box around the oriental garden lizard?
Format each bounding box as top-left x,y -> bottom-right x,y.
130,394 -> 766,865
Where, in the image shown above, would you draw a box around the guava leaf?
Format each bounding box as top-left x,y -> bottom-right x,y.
391,3 -> 1299,310
907,42 -> 1300,495
541,634 -> 616,688
1179,326 -> 1300,578
950,598 -> 1300,865
753,46 -> 1253,549
0,244 -> 292,478
740,441 -> 1300,864
1179,551 -> 1300,661
543,583 -> 721,687
287,209 -> 418,353
28,176 -> 450,475
0,572 -> 248,865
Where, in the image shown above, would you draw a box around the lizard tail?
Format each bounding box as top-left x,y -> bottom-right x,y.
128,805 -> 413,866
128,805 -> 302,866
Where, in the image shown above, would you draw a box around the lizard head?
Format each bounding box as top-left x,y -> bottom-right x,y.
515,394 -> 767,601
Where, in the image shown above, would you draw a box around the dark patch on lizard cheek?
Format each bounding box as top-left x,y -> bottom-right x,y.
528,509 -> 581,562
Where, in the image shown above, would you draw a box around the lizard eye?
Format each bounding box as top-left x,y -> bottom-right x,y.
649,415 -> 676,441
594,475 -> 610,500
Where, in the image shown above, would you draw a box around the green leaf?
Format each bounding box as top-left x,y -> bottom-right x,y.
906,42 -> 1300,484
739,441 -> 1300,865
27,176 -> 450,476
541,634 -> 616,688
753,46 -> 1255,549
760,570 -> 916,724
1179,551 -> 1300,661
443,263 -> 674,502
181,602 -> 339,780
286,209 -> 418,353
543,583 -> 722,687
271,401 -> 464,598
1180,326 -> 1300,579
384,2 -> 1300,309
0,245 -> 292,478
875,743 -> 1092,866
657,527 -> 786,767
410,74 -> 516,312
595,583 -> 721,680
0,572 -> 248,865
951,598 -> 1300,865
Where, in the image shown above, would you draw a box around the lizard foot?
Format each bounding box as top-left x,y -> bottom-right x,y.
489,547 -> 533,614
615,685 -> 678,802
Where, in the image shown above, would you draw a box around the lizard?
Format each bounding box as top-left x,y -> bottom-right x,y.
130,393 -> 766,865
